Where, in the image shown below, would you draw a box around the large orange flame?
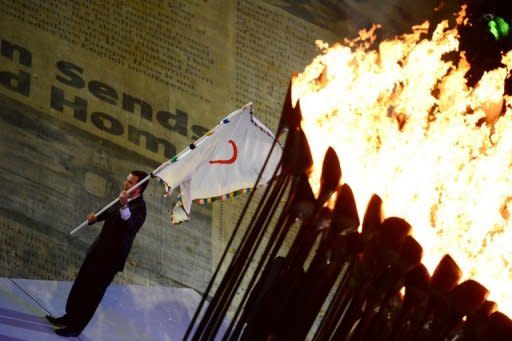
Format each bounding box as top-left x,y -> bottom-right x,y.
293,7 -> 512,316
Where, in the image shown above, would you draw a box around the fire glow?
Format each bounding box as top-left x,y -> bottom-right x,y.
292,8 -> 512,316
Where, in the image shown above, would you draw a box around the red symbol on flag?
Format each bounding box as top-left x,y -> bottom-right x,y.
209,140 -> 238,164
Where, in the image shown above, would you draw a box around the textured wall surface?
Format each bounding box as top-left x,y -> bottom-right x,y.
0,0 -> 335,293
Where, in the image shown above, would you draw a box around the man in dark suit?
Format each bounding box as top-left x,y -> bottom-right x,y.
45,170 -> 148,337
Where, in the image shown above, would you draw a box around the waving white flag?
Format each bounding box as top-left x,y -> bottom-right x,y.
153,103 -> 282,223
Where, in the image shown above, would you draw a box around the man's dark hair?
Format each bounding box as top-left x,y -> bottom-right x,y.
131,170 -> 149,193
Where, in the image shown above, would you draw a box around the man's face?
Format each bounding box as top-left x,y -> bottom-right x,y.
123,173 -> 141,197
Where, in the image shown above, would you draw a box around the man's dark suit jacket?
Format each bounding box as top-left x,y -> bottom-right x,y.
87,195 -> 147,272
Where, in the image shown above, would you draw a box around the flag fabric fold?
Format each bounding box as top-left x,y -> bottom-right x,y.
153,103 -> 282,224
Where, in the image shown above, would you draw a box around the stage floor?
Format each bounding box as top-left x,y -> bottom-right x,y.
0,277 -> 223,340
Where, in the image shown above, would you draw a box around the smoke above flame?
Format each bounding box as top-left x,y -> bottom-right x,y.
292,7 -> 512,316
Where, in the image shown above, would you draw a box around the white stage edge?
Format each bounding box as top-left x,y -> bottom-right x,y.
0,278 -> 225,340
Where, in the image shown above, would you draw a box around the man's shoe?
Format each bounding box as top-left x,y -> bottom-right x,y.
54,326 -> 81,337
45,314 -> 69,326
